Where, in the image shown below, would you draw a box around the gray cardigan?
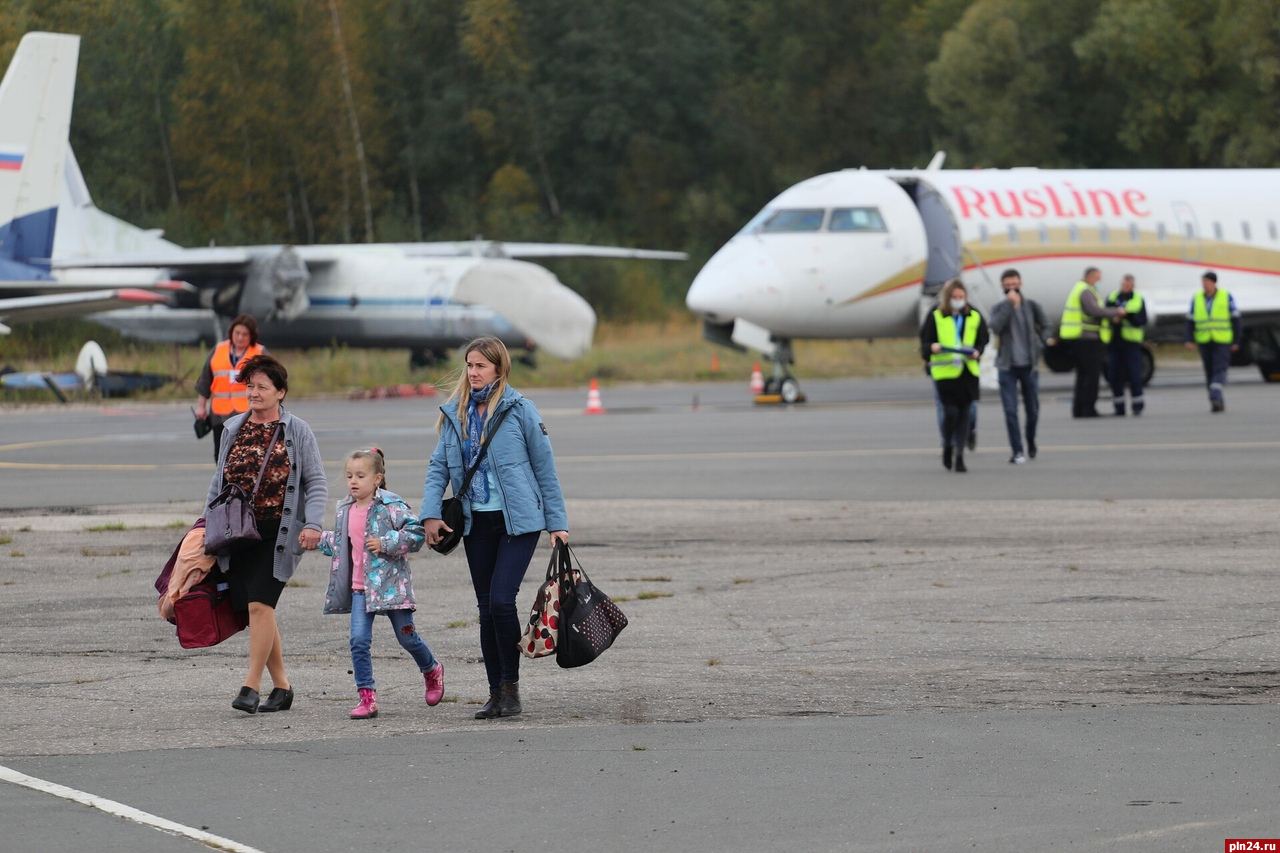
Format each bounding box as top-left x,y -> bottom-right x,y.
989,297 -> 1052,371
205,409 -> 328,582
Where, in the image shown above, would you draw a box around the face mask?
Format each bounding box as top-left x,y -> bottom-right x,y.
950,298 -> 967,311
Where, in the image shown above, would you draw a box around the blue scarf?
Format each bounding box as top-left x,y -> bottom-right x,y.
463,382 -> 498,503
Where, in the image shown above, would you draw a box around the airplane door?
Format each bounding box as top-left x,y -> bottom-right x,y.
1172,202 -> 1202,261
902,180 -> 962,297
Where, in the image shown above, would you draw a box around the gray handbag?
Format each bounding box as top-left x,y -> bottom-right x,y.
204,424 -> 282,556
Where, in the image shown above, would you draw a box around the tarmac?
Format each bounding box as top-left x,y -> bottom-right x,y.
0,363 -> 1277,851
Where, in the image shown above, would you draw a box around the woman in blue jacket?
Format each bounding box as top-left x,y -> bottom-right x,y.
421,336 -> 568,720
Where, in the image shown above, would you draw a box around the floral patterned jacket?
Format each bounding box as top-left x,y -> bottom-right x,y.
321,489 -> 426,614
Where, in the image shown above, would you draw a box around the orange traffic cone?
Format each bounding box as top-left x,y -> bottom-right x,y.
583,378 -> 607,414
749,363 -> 765,394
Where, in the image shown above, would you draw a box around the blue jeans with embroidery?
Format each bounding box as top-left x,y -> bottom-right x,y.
464,510 -> 541,690
350,591 -> 437,691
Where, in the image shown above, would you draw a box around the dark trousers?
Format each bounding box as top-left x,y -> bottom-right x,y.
1198,343 -> 1232,404
463,511 -> 541,690
1071,338 -> 1104,416
1106,343 -> 1145,413
212,423 -> 225,461
939,398 -> 972,460
998,365 -> 1038,455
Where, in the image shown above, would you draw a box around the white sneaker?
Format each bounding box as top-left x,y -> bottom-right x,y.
1009,453 -> 1027,465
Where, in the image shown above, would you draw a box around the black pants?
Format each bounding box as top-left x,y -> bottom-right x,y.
1107,342 -> 1145,413
1072,338 -> 1104,417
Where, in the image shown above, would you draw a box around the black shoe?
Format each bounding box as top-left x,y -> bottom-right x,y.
967,430 -> 977,452
232,686 -> 259,714
954,456 -> 967,473
942,445 -> 953,470
258,686 -> 293,712
475,691 -> 501,719
1114,406 -> 1126,416
498,682 -> 522,717
1073,410 -> 1100,419
1027,438 -> 1037,459
1211,400 -> 1225,413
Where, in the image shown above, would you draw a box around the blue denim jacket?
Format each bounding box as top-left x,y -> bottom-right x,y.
420,386 -> 568,537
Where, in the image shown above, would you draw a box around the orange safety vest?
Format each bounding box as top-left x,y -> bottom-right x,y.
209,340 -> 265,416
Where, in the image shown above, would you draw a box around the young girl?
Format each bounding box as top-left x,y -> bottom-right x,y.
321,448 -> 442,718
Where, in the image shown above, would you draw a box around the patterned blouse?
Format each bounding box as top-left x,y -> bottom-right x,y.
223,420 -> 290,522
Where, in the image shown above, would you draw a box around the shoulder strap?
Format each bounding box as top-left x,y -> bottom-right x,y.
250,423 -> 283,498
457,403 -> 515,497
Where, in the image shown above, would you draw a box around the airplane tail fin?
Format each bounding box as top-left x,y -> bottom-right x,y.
0,32 -> 79,275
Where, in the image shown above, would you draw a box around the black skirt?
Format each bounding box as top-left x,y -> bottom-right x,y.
226,519 -> 286,611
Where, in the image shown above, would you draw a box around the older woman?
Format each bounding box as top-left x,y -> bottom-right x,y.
921,279 -> 989,473
195,314 -> 266,461
205,353 -> 326,713
421,336 -> 568,719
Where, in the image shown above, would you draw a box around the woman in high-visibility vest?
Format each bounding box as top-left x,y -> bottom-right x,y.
920,279 -> 989,472
195,314 -> 266,460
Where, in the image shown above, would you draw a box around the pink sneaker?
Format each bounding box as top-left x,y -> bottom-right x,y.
350,688 -> 378,719
424,662 -> 444,706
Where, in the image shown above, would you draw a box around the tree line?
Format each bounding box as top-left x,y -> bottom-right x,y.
3,0 -> 1279,318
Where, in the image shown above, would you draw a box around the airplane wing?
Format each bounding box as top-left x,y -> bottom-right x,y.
0,288 -> 170,331
396,240 -> 688,261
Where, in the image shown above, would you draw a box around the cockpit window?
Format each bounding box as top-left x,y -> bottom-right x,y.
829,207 -> 886,232
759,209 -> 825,233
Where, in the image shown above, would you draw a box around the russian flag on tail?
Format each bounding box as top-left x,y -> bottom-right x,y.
0,147 -> 25,172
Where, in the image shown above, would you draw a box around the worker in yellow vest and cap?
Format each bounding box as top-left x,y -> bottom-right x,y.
1059,267 -> 1125,418
1102,274 -> 1147,416
1184,271 -> 1241,413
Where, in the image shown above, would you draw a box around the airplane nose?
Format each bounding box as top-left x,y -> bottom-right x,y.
686,238 -> 785,325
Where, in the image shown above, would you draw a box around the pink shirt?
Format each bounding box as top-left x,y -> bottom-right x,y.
348,503 -> 370,590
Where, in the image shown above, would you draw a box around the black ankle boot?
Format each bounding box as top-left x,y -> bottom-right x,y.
475,690 -> 502,719
231,686 -> 259,714
498,682 -> 522,717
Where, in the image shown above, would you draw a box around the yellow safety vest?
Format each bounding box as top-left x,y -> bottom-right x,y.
210,340 -> 265,416
1101,291 -> 1144,344
1059,281 -> 1100,340
1192,290 -> 1233,345
929,308 -> 981,380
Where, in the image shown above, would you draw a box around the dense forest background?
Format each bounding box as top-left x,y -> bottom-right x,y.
4,0 -> 1280,320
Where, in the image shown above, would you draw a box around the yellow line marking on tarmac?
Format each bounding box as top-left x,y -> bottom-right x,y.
0,764 -> 265,853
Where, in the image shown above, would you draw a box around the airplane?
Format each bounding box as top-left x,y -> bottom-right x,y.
686,153 -> 1280,402
0,32 -> 172,334
0,340 -> 169,401
2,32 -> 685,364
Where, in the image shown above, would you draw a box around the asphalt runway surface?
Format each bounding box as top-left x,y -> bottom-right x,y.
1,362 -> 1278,851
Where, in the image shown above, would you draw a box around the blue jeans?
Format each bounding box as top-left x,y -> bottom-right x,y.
997,366 -> 1039,455
350,591 -> 437,691
933,385 -> 977,447
464,511 -> 541,690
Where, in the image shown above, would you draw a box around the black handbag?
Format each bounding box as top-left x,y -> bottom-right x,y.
431,406 -> 512,555
204,423 -> 282,556
556,545 -> 628,669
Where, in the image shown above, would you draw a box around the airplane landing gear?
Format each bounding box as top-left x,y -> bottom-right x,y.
410,348 -> 447,369
756,339 -> 806,404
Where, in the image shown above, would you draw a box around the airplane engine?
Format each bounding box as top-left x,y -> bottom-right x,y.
239,248 -> 310,323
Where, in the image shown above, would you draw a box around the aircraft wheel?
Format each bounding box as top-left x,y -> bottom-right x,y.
1140,346 -> 1155,385
762,377 -> 778,395
1257,361 -> 1280,383
780,377 -> 802,404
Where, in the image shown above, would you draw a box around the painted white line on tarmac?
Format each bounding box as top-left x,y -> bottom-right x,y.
0,764 -> 265,853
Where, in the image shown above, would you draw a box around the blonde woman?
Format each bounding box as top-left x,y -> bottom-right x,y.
420,337 -> 568,719
920,279 -> 989,472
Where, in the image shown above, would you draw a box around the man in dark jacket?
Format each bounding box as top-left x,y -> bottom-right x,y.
1103,274 -> 1148,416
989,269 -> 1054,464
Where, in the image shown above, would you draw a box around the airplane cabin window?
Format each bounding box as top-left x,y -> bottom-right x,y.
1242,221 -> 1252,241
1098,223 -> 1109,243
979,224 -> 989,244
1270,221 -> 1278,241
760,209 -> 826,233
1068,223 -> 1079,242
828,207 -> 887,232
1157,223 -> 1167,242
1007,224 -> 1018,243
1129,223 -> 1139,242
1038,224 -> 1049,243
1213,222 -> 1223,240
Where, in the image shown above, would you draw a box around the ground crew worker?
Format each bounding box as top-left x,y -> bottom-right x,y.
194,314 -> 266,459
920,279 -> 988,473
1059,267 -> 1125,418
1103,274 -> 1147,416
1184,271 -> 1241,413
